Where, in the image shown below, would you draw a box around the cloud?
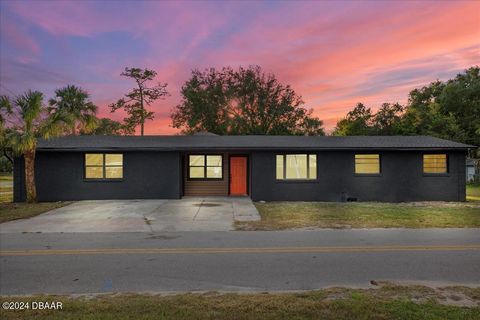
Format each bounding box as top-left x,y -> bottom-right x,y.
0,8 -> 41,63
0,0 -> 478,133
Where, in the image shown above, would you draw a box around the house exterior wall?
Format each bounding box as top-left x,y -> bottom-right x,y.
183,152 -> 229,196
14,149 -> 467,203
250,150 -> 467,202
13,156 -> 26,202
14,151 -> 181,202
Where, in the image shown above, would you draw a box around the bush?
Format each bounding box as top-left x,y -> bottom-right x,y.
0,155 -> 13,173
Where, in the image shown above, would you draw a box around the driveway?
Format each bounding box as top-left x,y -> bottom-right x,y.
0,197 -> 260,233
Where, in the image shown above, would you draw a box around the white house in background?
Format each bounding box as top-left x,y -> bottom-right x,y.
466,159 -> 477,182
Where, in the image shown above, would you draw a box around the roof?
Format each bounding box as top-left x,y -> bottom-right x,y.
36,135 -> 474,151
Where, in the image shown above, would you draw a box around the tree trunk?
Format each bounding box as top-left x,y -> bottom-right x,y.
24,149 -> 37,203
140,89 -> 144,136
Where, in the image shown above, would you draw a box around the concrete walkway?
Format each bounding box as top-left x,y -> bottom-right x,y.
0,197 -> 260,233
147,197 -> 260,232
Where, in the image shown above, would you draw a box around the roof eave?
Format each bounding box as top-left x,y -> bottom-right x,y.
36,146 -> 473,152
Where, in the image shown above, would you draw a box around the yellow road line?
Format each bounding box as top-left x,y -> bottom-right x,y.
1,245 -> 480,256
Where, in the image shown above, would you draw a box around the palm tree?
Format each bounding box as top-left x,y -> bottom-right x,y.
0,96 -> 12,146
49,85 -> 98,135
1,91 -> 64,202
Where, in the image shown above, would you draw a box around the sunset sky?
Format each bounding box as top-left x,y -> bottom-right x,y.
1,0 -> 479,134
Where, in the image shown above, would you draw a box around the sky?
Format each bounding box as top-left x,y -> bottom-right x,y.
0,0 -> 479,134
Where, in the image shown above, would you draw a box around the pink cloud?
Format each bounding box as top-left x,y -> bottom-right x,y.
5,1 -> 126,37
198,1 -> 479,132
0,14 -> 40,63
2,0 -> 478,134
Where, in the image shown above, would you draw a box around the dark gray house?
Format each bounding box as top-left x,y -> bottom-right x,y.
14,135 -> 473,203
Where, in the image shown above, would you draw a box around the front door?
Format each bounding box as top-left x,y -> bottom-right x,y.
230,157 -> 247,195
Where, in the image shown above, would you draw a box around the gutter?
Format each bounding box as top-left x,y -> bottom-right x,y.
35,146 -> 474,152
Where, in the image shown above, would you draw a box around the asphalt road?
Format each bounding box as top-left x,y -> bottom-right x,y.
1,229 -> 479,295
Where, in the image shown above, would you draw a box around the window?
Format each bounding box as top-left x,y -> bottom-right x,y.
355,154 -> 380,174
276,154 -> 316,180
423,154 -> 447,174
85,153 -> 123,179
188,155 -> 223,179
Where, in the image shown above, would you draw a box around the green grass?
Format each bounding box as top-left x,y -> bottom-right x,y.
0,173 -> 13,202
1,284 -> 478,320
0,173 -> 69,223
0,193 -> 13,202
238,201 -> 480,230
467,183 -> 480,201
0,202 -> 70,223
0,174 -> 70,222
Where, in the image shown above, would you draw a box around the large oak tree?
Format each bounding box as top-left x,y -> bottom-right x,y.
171,66 -> 324,135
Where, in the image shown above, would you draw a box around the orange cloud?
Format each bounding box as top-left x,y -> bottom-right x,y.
1,0 -> 478,133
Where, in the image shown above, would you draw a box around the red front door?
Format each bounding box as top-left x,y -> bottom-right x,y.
230,157 -> 247,195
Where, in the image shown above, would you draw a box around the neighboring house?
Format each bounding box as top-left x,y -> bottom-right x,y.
13,135 -> 473,203
466,159 -> 477,182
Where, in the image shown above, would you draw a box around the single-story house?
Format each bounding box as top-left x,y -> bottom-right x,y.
13,135 -> 474,203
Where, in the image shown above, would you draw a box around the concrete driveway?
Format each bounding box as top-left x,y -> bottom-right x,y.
0,197 -> 260,233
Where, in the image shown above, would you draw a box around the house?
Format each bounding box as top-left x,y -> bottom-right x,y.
13,135 -> 473,203
466,159 -> 477,182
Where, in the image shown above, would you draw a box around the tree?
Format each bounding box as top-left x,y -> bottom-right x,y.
0,155 -> 12,172
82,117 -> 135,135
48,85 -> 98,135
333,103 -> 373,136
372,103 -> 404,135
110,67 -> 169,136
438,66 -> 480,145
172,68 -> 232,134
400,67 -> 480,144
1,91 -> 65,202
0,95 -> 12,145
0,97 -> 13,171
333,66 -> 480,146
172,66 -> 324,135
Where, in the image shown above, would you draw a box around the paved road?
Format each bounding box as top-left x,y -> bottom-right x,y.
1,229 -> 479,295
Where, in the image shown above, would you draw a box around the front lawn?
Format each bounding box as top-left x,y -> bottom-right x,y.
1,284 -> 479,320
0,173 -> 13,203
467,183 -> 480,201
0,174 -> 70,223
237,201 -> 480,230
0,202 -> 70,224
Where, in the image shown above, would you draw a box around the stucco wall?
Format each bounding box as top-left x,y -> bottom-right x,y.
250,150 -> 466,202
